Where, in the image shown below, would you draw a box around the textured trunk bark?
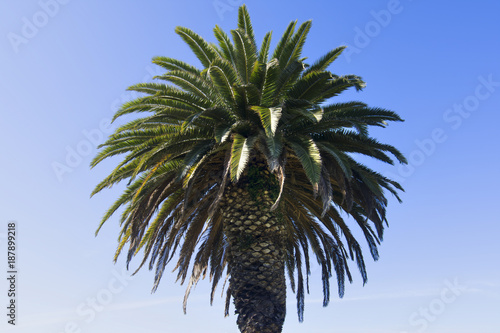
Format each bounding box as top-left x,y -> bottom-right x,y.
221,169 -> 286,333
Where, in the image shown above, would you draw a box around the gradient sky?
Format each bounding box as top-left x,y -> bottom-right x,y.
1,1 -> 500,332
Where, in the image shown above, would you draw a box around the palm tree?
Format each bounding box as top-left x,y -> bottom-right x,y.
91,5 -> 406,333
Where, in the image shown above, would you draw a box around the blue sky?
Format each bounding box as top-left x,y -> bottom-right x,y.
1,1 -> 499,332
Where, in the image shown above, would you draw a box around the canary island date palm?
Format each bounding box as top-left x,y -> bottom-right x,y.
91,5 -> 406,333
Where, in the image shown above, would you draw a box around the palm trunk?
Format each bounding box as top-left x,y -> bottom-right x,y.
221,169 -> 286,333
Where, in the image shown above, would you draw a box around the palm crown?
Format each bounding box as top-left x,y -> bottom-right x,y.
91,5 -> 406,327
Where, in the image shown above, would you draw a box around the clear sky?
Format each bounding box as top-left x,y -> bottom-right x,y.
1,1 -> 499,332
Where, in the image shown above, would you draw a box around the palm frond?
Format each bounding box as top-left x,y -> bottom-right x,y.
230,134 -> 256,181
175,26 -> 218,67
302,46 -> 346,76
287,136 -> 322,186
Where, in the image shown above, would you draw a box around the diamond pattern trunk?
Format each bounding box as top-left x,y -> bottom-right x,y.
221,173 -> 286,333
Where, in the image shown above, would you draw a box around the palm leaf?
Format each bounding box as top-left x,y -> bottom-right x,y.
287,136 -> 322,186
208,58 -> 239,106
258,31 -> 272,64
278,20 -> 312,70
213,25 -> 237,68
302,46 -> 346,76
152,56 -> 201,75
237,5 -> 256,49
175,26 -> 218,67
230,134 -> 256,181
272,20 -> 297,62
251,106 -> 282,136
231,29 -> 257,84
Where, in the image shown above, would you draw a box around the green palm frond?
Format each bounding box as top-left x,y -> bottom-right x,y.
175,26 -> 218,67
230,134 -> 256,181
231,28 -> 257,84
208,58 -> 239,106
278,20 -> 312,70
258,31 -> 272,64
237,4 -> 256,50
251,106 -> 282,136
272,20 -> 297,65
214,25 -> 237,68
302,46 -> 346,76
287,136 -> 322,186
152,56 -> 201,75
